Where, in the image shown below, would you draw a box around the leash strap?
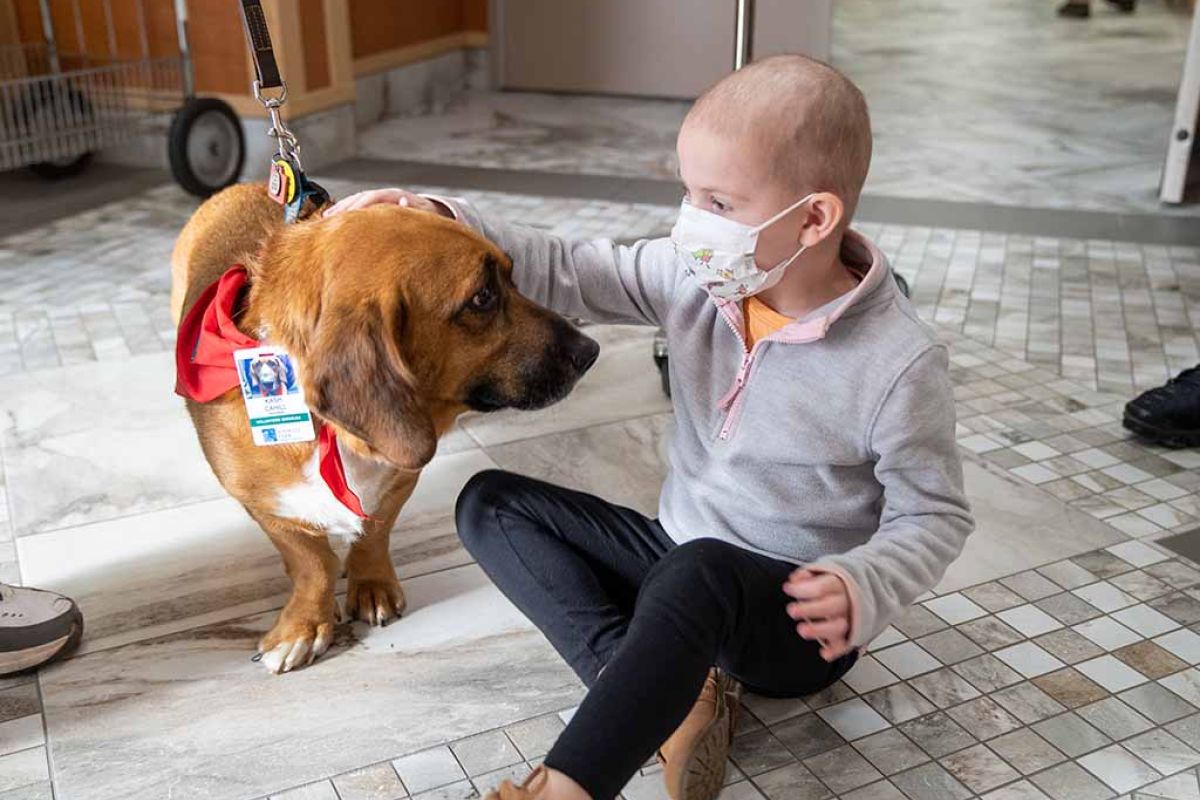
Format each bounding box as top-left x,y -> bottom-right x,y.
238,0 -> 329,222
238,1 -> 283,91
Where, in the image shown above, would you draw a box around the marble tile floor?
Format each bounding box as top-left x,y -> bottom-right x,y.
2,305 -> 1200,798
267,538 -> 1200,800
834,0 -> 1198,216
354,0 -> 1198,216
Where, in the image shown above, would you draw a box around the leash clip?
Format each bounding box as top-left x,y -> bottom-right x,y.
252,79 -> 288,108
253,78 -> 303,169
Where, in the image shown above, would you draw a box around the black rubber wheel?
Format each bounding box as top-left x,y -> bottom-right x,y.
29,150 -> 93,180
27,87 -> 94,179
169,97 -> 245,198
655,355 -> 671,398
894,272 -> 911,298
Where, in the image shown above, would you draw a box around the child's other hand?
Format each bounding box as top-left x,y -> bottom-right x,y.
323,188 -> 452,218
783,569 -> 852,662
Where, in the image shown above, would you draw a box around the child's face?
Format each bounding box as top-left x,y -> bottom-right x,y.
676,122 -> 809,271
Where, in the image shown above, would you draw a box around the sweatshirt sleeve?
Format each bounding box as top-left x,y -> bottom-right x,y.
424,194 -> 684,327
809,344 -> 975,648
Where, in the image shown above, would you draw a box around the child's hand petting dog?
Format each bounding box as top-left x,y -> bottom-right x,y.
783,569 -> 852,662
323,188 -> 453,219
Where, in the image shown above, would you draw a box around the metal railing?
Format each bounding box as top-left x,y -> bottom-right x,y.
0,0 -> 191,173
0,46 -> 182,170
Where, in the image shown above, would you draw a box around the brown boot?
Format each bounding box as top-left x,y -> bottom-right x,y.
483,765 -> 549,800
658,669 -> 742,800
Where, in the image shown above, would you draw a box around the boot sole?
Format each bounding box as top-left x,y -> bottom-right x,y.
677,673 -> 742,800
1122,413 -> 1200,449
0,613 -> 84,676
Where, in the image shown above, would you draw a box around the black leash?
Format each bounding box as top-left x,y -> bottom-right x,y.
237,0 -> 329,223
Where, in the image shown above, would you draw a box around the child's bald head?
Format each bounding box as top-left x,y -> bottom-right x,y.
684,54 -> 872,221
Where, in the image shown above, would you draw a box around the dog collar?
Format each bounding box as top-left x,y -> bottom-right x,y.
175,266 -> 367,519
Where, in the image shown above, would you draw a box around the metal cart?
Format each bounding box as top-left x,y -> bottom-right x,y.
0,0 -> 244,197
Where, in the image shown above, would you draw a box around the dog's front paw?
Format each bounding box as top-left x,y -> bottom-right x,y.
345,576 -> 406,626
256,607 -> 337,674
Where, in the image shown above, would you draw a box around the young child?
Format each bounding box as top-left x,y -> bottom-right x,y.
326,55 -> 973,800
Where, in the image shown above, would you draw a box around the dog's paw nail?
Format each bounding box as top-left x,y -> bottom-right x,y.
283,640 -> 312,672
259,643 -> 289,674
250,653 -> 263,662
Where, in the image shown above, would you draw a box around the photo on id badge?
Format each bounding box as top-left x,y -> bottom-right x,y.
234,347 -> 315,446
238,353 -> 298,399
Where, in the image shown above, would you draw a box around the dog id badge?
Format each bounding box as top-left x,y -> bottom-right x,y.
233,346 -> 316,446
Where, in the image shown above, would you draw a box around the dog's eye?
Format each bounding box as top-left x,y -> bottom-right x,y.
469,287 -> 498,312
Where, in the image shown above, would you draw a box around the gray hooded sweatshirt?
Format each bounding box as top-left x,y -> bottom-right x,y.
435,196 -> 974,648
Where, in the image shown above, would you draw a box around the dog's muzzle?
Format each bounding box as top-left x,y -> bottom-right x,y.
466,320 -> 599,412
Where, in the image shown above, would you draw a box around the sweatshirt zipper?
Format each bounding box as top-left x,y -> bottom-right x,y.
717,303 -> 756,440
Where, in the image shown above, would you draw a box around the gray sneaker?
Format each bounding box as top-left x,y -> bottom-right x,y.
0,584 -> 83,675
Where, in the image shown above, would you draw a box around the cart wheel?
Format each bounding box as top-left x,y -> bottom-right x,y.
894,272 -> 911,298
29,150 -> 93,180
28,88 -> 94,180
169,97 -> 245,198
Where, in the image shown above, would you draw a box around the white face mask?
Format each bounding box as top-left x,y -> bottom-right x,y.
670,194 -> 815,300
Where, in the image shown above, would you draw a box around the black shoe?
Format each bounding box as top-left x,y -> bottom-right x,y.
1058,1 -> 1091,17
1124,365 -> 1200,448
1105,0 -> 1136,12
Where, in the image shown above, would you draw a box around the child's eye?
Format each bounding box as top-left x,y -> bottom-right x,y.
711,198 -> 731,213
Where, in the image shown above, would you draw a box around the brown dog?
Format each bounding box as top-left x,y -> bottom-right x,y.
171,184 -> 598,673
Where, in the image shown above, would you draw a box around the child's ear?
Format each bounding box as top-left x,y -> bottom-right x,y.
800,193 -> 845,246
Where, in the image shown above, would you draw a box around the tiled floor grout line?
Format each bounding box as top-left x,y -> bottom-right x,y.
33,687 -> 55,800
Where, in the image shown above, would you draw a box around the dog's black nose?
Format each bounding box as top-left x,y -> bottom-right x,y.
568,335 -> 600,373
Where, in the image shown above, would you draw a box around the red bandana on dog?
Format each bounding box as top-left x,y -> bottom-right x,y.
175,266 -> 367,519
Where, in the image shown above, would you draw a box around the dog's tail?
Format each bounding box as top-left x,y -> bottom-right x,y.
170,183 -> 284,325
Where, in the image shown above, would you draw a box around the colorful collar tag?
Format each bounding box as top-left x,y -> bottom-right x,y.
267,158 -> 296,206
266,154 -> 329,224
233,345 -> 316,446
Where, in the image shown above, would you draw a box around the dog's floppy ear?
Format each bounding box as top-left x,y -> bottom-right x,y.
303,302 -> 436,471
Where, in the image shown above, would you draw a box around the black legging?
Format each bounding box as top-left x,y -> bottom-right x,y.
455,470 -> 855,799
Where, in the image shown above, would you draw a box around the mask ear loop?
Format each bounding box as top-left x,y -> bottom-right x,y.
750,193 -> 817,234
752,194 -> 816,277
755,242 -> 808,294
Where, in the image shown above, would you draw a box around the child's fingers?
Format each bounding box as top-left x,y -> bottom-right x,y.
782,572 -> 843,600
324,189 -> 407,217
788,567 -> 816,582
795,617 -> 849,641
323,191 -> 382,216
819,639 -> 853,662
786,595 -> 848,620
